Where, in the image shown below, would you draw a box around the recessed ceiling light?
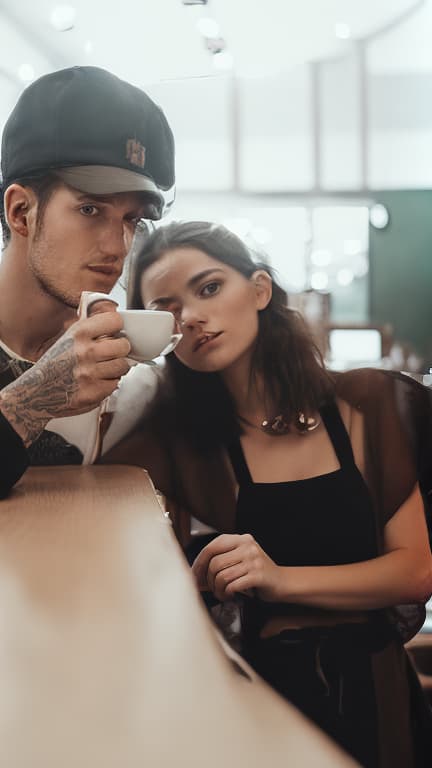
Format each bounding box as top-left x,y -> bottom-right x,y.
334,22 -> 351,40
50,5 -> 76,32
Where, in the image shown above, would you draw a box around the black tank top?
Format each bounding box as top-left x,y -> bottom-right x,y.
227,401 -> 378,629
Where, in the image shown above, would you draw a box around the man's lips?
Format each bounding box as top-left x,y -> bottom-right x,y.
87,265 -> 121,278
193,332 -> 222,352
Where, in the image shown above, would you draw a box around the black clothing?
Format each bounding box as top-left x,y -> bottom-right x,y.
0,411 -> 29,499
227,401 -> 432,768
102,367 -> 432,767
0,344 -> 83,499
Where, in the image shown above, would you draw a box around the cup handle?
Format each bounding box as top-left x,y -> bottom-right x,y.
159,333 -> 183,357
78,291 -> 118,320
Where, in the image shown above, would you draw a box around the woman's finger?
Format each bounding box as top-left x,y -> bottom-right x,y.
191,534 -> 241,588
213,563 -> 248,601
206,552 -> 243,591
224,574 -> 254,598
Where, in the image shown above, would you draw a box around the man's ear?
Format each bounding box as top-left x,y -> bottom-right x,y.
251,269 -> 272,310
3,184 -> 37,238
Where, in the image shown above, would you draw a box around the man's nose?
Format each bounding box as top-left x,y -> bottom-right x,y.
99,221 -> 131,260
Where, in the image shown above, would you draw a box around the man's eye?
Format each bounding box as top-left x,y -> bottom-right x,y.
201,281 -> 220,297
79,204 -> 98,216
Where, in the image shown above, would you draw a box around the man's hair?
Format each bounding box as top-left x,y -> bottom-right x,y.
0,173 -> 62,249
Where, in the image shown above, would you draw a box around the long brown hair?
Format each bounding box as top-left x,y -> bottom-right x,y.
129,220 -> 334,451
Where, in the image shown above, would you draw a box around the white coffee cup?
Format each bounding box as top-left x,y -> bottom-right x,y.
79,291 -> 182,362
118,309 -> 180,361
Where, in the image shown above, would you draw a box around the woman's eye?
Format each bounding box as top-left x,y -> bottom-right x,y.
79,204 -> 98,216
201,281 -> 220,297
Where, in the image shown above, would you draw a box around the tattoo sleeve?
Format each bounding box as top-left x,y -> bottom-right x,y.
0,336 -> 79,447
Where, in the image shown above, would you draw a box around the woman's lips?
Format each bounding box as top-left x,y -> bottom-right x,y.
193,332 -> 222,352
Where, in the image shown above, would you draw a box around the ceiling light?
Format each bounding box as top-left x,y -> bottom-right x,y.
310,271 -> 329,291
334,22 -> 351,40
369,203 -> 389,229
50,5 -> 76,32
84,40 -> 93,55
197,17 -> 220,37
18,64 -> 35,83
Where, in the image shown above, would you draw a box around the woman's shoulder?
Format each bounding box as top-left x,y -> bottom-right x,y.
332,368 -> 432,476
332,367 -> 424,410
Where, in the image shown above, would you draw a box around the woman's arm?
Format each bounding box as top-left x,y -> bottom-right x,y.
272,483 -> 432,609
192,484 -> 432,609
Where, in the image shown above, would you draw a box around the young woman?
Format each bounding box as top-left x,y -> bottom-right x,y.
102,221 -> 432,767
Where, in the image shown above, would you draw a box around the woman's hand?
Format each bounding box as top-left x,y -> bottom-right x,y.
191,533 -> 281,602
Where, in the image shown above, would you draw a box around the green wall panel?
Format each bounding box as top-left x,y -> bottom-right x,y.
369,191 -> 432,369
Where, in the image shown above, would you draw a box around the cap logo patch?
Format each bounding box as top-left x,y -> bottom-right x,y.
126,139 -> 146,168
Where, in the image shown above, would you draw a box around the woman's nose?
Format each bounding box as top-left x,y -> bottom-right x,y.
178,305 -> 205,330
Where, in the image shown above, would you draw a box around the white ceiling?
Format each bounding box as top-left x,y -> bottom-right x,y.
0,0 -> 423,91
0,0 -> 429,194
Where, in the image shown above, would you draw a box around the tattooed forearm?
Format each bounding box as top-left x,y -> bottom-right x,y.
0,335 -> 79,446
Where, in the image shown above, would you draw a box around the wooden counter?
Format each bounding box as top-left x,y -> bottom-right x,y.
0,465 -> 355,767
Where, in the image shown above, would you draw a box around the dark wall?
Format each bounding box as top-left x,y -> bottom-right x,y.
369,191 -> 432,370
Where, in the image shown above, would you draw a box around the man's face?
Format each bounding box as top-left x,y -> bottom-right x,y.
27,184 -> 154,308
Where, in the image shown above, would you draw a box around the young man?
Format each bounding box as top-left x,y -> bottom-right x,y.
0,65 -> 175,497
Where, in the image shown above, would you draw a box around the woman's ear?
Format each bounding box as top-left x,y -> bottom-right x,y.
3,184 -> 36,238
251,269 -> 272,310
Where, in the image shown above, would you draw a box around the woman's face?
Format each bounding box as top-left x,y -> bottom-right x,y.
140,246 -> 271,375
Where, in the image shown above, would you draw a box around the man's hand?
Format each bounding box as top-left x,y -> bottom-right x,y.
0,309 -> 131,447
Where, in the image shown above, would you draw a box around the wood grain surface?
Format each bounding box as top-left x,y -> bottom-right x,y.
0,465 -> 356,767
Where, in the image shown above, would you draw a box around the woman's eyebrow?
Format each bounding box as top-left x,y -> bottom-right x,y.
186,268 -> 225,289
148,268 -> 225,305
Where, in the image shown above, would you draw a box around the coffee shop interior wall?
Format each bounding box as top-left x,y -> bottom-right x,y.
369,190 -> 432,369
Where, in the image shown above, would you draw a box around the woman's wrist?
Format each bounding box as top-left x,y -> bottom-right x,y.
266,565 -> 301,603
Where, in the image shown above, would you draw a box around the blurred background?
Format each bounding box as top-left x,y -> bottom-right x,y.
1,0 -> 432,373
